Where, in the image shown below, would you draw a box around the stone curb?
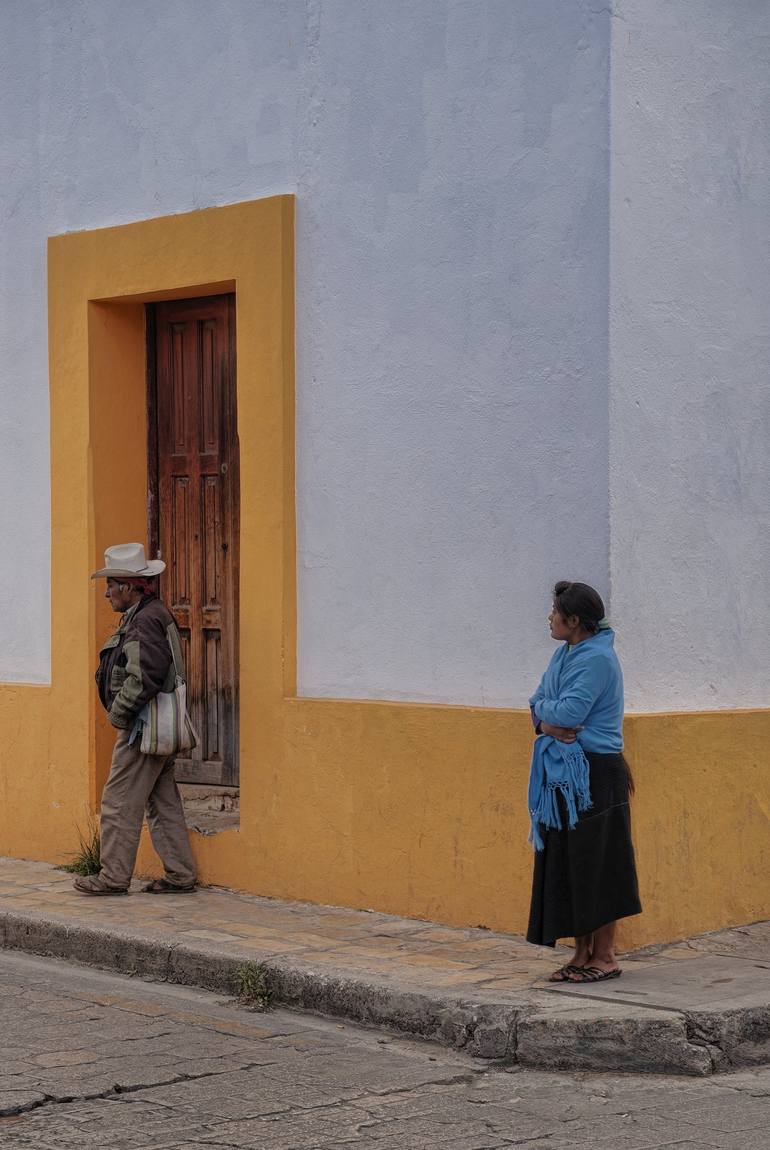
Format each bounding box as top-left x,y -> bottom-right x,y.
1,908 -> 768,1076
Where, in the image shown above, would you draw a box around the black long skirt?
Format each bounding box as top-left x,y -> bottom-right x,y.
526,751 -> 642,947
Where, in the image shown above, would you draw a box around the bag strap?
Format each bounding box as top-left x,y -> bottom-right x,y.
165,622 -> 186,684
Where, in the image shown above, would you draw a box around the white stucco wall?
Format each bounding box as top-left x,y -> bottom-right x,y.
4,1 -> 766,710
609,1 -> 770,710
0,0 -> 307,683
295,1 -> 611,705
0,0 -> 611,706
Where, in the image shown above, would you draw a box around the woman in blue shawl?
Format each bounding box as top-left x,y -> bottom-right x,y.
527,581 -> 641,983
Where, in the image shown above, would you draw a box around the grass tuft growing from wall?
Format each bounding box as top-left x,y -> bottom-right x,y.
59,816 -> 101,876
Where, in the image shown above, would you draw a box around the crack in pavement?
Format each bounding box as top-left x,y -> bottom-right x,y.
0,1060 -> 284,1119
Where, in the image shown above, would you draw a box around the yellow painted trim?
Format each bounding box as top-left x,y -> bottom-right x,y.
0,196 -> 768,950
2,196 -> 295,852
139,700 -> 770,950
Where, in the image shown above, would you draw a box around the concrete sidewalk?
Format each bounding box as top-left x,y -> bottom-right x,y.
0,857 -> 768,1078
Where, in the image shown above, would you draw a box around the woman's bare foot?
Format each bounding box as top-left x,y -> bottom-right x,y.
569,932 -> 594,967
548,933 -> 593,981
566,922 -> 620,978
588,920 -> 618,971
548,963 -> 583,982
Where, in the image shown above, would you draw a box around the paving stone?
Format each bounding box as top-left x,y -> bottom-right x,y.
33,1049 -> 101,1067
0,857 -> 768,1076
652,1094 -> 770,1132
563,1112 -> 726,1148
0,947 -> 769,1148
517,1002 -> 713,1075
703,1064 -> 770,1095
699,1134 -> 770,1150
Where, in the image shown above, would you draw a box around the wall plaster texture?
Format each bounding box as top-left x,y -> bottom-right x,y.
0,0 -> 610,707
609,1 -> 770,709
0,1 -> 766,712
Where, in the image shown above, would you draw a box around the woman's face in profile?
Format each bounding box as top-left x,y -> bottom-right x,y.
548,604 -> 572,643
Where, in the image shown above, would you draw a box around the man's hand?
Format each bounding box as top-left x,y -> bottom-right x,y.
540,721 -> 580,743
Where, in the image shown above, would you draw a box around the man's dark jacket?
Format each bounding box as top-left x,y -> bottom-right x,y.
96,596 -> 183,730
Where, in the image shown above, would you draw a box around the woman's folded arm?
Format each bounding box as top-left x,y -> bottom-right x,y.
533,658 -> 609,728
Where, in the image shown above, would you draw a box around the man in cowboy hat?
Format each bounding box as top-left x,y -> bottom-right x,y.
73,543 -> 197,895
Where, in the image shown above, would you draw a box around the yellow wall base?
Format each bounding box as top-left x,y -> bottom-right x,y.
3,675 -> 768,950
1,197 -> 767,953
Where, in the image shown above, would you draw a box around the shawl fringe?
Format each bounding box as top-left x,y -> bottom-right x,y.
528,739 -> 593,851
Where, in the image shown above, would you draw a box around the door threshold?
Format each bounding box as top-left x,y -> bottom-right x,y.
179,783 -> 239,837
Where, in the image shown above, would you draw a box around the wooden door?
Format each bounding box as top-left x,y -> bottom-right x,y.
147,295 -> 239,786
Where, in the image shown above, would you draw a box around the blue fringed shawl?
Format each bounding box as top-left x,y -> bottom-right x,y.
527,736 -> 592,851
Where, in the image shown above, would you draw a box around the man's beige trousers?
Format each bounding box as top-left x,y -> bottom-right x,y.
99,728 -> 197,890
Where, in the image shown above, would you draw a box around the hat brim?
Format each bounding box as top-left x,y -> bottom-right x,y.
91,560 -> 166,579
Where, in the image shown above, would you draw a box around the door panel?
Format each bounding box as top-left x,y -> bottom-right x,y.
148,295 -> 239,786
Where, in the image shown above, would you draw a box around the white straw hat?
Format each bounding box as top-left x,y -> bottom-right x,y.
91,543 -> 165,579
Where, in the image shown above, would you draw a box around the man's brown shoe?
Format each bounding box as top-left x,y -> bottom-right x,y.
141,878 -> 197,894
73,874 -> 128,895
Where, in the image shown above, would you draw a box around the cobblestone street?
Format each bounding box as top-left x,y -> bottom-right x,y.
0,951 -> 768,1149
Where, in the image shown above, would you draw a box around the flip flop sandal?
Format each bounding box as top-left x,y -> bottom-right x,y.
73,875 -> 128,895
548,964 -> 585,983
141,878 -> 197,894
568,965 -> 622,983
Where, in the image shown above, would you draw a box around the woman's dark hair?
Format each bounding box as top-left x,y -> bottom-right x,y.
552,581 -> 605,634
